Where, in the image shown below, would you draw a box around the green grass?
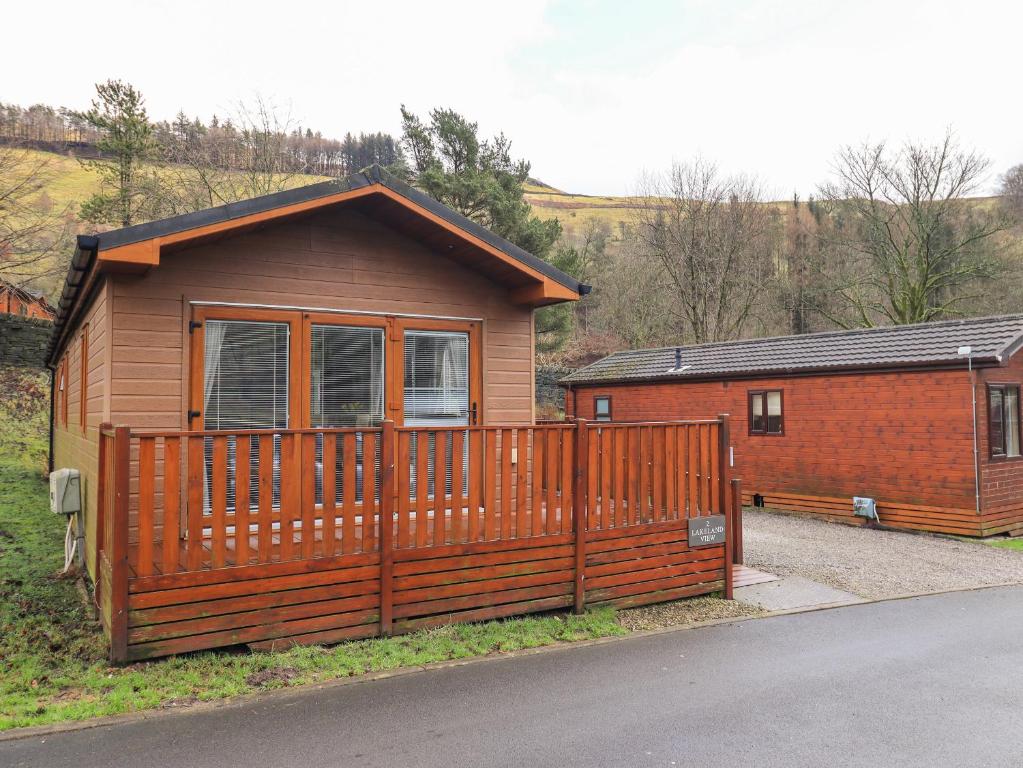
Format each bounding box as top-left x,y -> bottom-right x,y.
0,367 -> 625,730
987,538 -> 1023,551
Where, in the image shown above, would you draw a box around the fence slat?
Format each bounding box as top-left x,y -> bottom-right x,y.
280,433 -> 297,561
162,437 -> 180,574
701,424 -> 712,515
613,428 -> 625,527
322,433 -> 337,557
211,435 -> 227,568
688,426 -> 699,517
532,429 -> 545,534
257,435 -> 273,562
342,432 -> 357,555
561,426 -> 573,534
468,430 -> 481,542
500,429 -> 513,539
516,428 -> 529,538
451,430 -> 464,544
416,433 -> 430,548
652,427 -> 665,523
586,428 -> 598,528
186,436 -> 204,571
137,436 -> 156,577
301,433 -> 316,560
546,429 -> 560,535
484,431 -> 497,540
664,425 -> 676,520
363,431 -> 377,552
599,428 -> 611,529
434,431 -> 447,546
235,436 -> 250,566
397,432 -> 411,548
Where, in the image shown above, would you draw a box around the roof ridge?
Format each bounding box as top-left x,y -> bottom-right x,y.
593,314 -> 1023,360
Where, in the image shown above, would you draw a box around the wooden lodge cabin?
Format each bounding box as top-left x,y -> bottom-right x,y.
1,277 -> 55,320
48,166 -> 739,662
561,316 -> 1023,538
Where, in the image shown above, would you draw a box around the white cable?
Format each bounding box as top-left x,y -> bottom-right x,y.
62,515 -> 77,574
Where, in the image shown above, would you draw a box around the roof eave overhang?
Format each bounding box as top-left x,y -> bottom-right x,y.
92,180 -> 584,308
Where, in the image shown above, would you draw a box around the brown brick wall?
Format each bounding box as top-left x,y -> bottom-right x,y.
566,367 -> 999,532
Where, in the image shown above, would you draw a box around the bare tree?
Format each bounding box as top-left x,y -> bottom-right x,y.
632,160 -> 776,344
1000,163 -> 1023,222
817,132 -> 1006,326
163,97 -> 304,212
0,143 -> 72,289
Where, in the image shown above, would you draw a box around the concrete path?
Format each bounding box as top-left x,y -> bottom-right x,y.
734,574 -> 865,610
5,585 -> 1023,768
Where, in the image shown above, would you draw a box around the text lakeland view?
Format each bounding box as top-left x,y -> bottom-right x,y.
688,515 -> 727,546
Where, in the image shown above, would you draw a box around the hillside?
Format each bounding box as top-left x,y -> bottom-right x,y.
6,148 -> 1010,299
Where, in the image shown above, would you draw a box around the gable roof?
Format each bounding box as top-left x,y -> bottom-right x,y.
561,315 -> 1023,385
46,165 -> 588,365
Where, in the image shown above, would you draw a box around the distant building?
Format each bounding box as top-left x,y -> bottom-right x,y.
562,316 -> 1023,537
0,277 -> 55,321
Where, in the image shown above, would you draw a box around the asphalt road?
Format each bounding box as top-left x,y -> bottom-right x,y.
5,586 -> 1023,768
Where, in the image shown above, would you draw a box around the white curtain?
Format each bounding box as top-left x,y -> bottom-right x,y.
203,321 -> 227,417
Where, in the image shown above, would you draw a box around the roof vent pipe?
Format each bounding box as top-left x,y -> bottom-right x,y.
674,347 -> 682,370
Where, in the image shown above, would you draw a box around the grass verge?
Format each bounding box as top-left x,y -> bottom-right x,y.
0,367 -> 626,730
987,538 -> 1023,551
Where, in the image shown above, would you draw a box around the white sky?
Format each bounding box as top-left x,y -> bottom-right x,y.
5,0 -> 1021,197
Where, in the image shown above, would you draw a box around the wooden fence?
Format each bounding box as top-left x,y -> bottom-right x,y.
95,417 -> 736,662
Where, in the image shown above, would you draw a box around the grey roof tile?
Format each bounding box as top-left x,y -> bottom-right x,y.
561,315 -> 1023,384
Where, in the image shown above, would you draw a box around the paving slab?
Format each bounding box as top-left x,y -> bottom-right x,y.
734,574 -> 865,611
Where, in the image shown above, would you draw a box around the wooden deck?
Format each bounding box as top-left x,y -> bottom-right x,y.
96,418 -> 744,662
731,564 -> 780,589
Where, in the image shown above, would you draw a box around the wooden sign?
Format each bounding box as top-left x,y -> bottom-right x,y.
688,514 -> 726,546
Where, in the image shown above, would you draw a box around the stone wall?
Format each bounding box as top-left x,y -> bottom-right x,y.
535,364 -> 572,415
0,314 -> 53,368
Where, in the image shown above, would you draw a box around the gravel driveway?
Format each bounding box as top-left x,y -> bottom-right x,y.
743,509 -> 1023,600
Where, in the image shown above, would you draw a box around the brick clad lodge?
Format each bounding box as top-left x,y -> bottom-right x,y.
1,277 -> 55,320
561,317 -> 1023,537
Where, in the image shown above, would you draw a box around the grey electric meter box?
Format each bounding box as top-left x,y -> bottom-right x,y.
49,468 -> 82,516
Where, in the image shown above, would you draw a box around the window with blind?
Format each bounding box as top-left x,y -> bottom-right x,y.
749,390 -> 783,435
989,384 -> 1021,459
310,324 -> 384,504
203,320 -> 290,511
404,330 -> 470,498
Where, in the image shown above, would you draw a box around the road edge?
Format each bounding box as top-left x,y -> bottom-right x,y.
2,579 -> 1020,743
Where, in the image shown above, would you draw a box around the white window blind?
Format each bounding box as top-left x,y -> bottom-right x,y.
310,324 -> 384,505
203,320 -> 289,512
404,330 -> 470,498
404,330 -> 469,426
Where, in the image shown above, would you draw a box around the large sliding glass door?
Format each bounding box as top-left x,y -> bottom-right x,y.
191,307 -> 482,510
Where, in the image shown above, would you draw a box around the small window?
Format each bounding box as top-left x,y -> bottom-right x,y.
79,325 -> 89,431
594,396 -> 611,422
749,390 -> 783,435
989,384 -> 1021,458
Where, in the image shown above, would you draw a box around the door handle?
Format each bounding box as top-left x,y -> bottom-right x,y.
470,402 -> 478,425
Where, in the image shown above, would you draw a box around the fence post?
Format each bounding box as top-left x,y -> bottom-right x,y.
94,422 -> 111,611
109,425 -> 131,663
731,478 -> 744,565
717,414 -> 734,600
573,418 -> 588,614
379,420 -> 395,637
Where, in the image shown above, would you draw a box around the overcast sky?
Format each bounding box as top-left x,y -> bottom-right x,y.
6,0 -> 1020,197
